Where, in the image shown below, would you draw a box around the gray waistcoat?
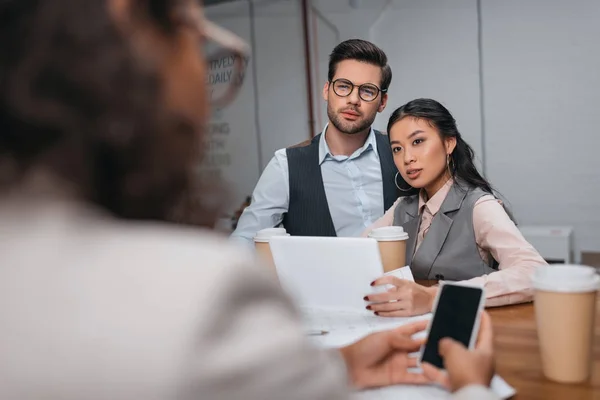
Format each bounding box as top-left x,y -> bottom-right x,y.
392,182 -> 497,281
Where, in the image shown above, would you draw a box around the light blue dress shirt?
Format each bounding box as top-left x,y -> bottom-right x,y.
231,124 -> 386,244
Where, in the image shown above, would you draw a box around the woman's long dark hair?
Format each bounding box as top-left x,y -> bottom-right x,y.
387,98 -> 494,194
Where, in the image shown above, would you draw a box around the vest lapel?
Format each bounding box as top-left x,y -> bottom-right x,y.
282,132 -> 337,236
404,217 -> 420,265
411,182 -> 469,277
307,134 -> 336,235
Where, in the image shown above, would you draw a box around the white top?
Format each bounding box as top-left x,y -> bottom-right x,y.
0,196 -> 498,400
0,197 -> 347,400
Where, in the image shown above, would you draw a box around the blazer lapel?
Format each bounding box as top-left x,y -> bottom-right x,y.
398,201 -> 420,265
411,182 -> 469,278
404,218 -> 419,265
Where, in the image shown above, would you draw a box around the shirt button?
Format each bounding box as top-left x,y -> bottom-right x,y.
435,274 -> 445,280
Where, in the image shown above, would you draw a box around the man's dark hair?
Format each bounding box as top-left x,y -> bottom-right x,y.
327,39 -> 392,92
0,0 -> 215,226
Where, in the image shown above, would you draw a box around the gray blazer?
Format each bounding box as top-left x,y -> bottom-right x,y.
0,198 -> 499,400
393,181 -> 499,281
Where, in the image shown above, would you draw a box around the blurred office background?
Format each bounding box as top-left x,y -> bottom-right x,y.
202,0 -> 600,266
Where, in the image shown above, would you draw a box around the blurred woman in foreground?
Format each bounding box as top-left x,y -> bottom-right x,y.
0,1 -> 497,399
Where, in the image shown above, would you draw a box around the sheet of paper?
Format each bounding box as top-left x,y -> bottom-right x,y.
270,236 -> 386,311
387,265 -> 415,281
370,265 -> 415,294
303,307 -> 431,347
351,375 -> 515,400
352,384 -> 450,400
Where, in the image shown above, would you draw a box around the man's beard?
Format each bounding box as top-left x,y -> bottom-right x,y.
327,103 -> 377,135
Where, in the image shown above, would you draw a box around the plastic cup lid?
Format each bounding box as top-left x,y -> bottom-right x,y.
368,226 -> 409,241
254,228 -> 289,243
532,264 -> 600,293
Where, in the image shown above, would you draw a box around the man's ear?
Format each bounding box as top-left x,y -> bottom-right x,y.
322,81 -> 330,102
378,93 -> 388,113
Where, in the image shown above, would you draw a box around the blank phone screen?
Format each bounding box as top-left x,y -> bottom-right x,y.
421,284 -> 483,369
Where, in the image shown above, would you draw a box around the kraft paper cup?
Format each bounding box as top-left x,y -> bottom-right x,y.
368,226 -> 409,273
533,264 -> 599,383
254,228 -> 289,276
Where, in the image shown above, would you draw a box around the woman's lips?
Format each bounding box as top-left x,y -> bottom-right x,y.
406,169 -> 422,179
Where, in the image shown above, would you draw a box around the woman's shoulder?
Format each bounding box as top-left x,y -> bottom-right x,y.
107,219 -> 256,270
92,218 -> 281,305
387,195 -> 420,222
3,199 -> 273,304
396,194 -> 419,206
454,180 -> 496,202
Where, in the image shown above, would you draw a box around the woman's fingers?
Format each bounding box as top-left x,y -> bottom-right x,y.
367,299 -> 409,312
373,309 -> 415,318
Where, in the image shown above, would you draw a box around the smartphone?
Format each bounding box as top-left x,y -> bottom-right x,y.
420,282 -> 485,369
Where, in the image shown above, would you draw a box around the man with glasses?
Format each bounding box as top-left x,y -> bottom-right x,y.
232,39 -> 414,242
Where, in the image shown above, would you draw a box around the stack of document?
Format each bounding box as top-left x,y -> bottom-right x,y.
270,237 -> 515,399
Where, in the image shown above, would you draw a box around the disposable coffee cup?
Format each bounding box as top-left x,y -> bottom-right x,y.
368,226 -> 409,273
254,228 -> 289,276
532,264 -> 600,383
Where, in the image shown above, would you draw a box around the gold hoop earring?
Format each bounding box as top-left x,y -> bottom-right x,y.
395,172 -> 414,192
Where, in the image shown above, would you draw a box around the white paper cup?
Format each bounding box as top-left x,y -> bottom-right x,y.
254,227 -> 289,243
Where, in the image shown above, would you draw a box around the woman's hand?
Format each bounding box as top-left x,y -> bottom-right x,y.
364,276 -> 438,317
339,319 -> 430,389
421,312 -> 495,392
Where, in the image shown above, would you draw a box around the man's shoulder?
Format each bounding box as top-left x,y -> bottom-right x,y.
372,130 -> 391,151
284,135 -> 320,162
287,139 -> 313,149
286,134 -> 320,151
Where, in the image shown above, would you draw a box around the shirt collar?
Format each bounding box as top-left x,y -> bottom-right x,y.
318,123 -> 379,165
418,178 -> 454,216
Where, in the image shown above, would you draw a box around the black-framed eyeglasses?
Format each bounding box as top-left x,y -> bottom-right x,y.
330,78 -> 386,102
175,4 -> 251,108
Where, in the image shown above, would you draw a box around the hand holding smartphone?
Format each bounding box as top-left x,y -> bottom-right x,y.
420,282 -> 486,369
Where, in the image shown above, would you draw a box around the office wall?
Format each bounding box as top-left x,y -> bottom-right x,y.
205,0 -> 308,217
207,0 -> 600,253
369,0 -> 482,165
481,0 -> 600,255
308,0 -> 482,162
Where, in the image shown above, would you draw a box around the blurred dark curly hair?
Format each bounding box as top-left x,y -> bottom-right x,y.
0,0 -> 217,226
